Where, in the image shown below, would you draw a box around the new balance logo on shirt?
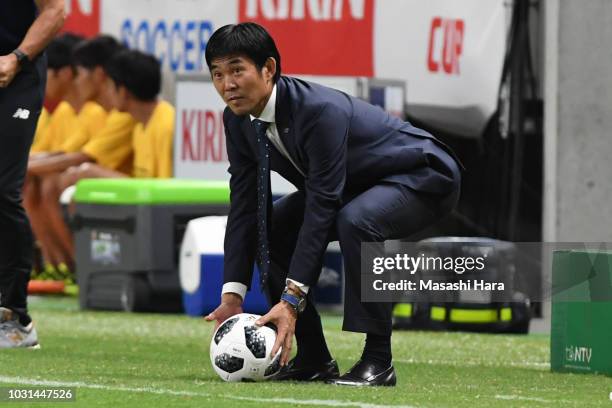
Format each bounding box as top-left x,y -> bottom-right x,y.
12,108 -> 30,120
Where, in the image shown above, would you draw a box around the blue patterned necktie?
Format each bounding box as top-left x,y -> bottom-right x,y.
253,119 -> 271,288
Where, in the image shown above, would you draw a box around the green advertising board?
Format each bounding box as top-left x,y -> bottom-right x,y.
551,250 -> 612,374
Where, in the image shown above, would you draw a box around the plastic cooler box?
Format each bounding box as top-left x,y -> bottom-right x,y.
180,216 -> 268,315
551,249 -> 612,374
180,216 -> 344,317
73,178 -> 230,312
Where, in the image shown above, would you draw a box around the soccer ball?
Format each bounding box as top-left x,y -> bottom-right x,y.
210,313 -> 281,382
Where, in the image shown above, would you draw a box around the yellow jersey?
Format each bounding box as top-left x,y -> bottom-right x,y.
82,110 -> 137,173
29,101 -> 78,153
60,101 -> 108,153
29,107 -> 50,152
132,100 -> 175,178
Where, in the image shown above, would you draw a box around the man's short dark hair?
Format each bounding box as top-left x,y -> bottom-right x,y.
47,33 -> 84,71
72,35 -> 122,69
105,49 -> 161,102
205,22 -> 282,82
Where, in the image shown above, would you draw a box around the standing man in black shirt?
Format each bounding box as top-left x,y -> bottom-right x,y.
0,0 -> 64,349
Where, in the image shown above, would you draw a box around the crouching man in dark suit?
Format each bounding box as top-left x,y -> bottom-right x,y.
204,22 -> 462,386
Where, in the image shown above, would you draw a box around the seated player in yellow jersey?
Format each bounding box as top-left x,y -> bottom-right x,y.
26,36 -> 128,271
28,36 -> 125,174
63,49 -> 175,184
56,50 -> 173,270
27,99 -> 107,270
29,34 -> 84,158
24,33 -> 86,270
31,36 -> 136,180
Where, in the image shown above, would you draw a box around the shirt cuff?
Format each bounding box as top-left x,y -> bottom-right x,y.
222,282 -> 247,300
286,278 -> 310,294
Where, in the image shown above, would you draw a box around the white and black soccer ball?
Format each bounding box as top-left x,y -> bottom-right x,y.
210,313 -> 281,382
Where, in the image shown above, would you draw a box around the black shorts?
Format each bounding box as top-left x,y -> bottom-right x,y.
0,54 -> 46,192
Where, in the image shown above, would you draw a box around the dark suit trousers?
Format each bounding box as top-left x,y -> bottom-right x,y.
266,181 -> 459,338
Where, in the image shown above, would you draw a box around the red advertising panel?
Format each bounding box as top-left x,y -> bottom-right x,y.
61,0 -> 101,37
239,0 -> 374,77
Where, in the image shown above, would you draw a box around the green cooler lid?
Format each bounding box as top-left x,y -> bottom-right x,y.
74,178 -> 230,205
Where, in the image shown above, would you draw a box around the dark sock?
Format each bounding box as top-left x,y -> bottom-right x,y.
361,333 -> 392,367
293,329 -> 333,367
19,316 -> 32,327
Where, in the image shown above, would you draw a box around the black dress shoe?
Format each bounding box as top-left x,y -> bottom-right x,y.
271,358 -> 339,381
326,359 -> 396,386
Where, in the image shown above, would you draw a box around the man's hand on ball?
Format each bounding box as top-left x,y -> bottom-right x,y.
256,301 -> 297,366
204,293 -> 243,330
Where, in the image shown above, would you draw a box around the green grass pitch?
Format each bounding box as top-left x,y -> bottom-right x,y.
0,296 -> 610,407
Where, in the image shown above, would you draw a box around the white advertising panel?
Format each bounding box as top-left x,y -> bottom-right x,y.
375,0 -> 508,136
101,0 -> 237,73
173,78 -> 228,180
294,75 -> 363,98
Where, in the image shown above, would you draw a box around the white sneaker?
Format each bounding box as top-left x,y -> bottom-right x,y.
0,307 -> 40,349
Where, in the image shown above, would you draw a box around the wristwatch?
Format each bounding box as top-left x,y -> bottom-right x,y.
280,287 -> 306,314
11,49 -> 31,69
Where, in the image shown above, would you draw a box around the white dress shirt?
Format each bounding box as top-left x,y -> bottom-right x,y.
222,84 -> 309,300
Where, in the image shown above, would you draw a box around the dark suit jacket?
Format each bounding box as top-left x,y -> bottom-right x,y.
223,76 -> 462,288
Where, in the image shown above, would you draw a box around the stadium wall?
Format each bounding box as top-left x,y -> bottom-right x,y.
544,0 -> 612,242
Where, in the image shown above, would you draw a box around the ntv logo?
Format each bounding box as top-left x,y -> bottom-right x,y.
565,345 -> 592,364
245,0 -> 365,20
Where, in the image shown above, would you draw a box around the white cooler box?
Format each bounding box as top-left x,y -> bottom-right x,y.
180,216 -> 344,317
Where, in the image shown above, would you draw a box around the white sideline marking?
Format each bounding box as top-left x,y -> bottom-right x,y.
395,357 -> 550,369
0,376 -> 415,408
230,396 -> 417,408
495,394 -> 552,403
